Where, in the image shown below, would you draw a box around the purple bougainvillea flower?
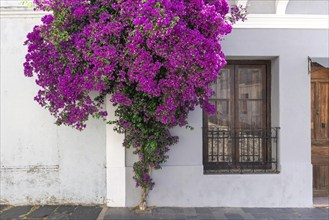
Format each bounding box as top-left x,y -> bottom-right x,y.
24,0 -> 246,192
111,93 -> 132,106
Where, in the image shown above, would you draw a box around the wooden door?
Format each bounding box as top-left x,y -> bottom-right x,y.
311,63 -> 329,197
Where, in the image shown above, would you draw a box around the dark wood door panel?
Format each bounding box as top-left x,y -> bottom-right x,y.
312,146 -> 329,165
311,65 -> 329,197
312,146 -> 329,157
313,165 -> 329,197
311,82 -> 316,139
318,82 -> 329,140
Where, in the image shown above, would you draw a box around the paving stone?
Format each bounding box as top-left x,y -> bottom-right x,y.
271,215 -> 292,220
183,208 -> 197,217
211,212 -> 227,220
128,213 -> 154,220
48,212 -> 72,220
195,208 -> 212,214
67,206 -> 102,220
224,213 -> 244,220
235,212 -> 256,219
317,208 -> 329,216
209,207 -> 223,212
105,207 -> 130,215
257,208 -> 296,219
174,214 -> 187,220
186,216 -> 198,220
293,208 -> 329,220
54,206 -> 77,214
47,205 -> 78,220
273,208 -> 297,213
197,214 -> 216,220
99,206 -> 329,220
27,205 -> 58,218
155,213 -> 178,219
0,205 -> 327,220
104,208 -> 144,219
125,219 -> 154,220
249,213 -> 275,219
269,210 -> 300,220
222,208 -> 256,220
248,217 -> 273,220
0,206 -> 33,220
243,208 -> 280,219
224,208 -> 244,213
152,209 -> 180,219
242,208 -> 272,214
137,213 -> 155,220
153,207 -> 185,214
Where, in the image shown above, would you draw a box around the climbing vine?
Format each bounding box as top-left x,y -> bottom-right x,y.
24,0 -> 246,210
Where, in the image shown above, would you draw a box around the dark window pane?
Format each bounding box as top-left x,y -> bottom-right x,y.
237,66 -> 264,99
208,100 -> 231,129
238,100 -> 263,129
211,68 -> 231,99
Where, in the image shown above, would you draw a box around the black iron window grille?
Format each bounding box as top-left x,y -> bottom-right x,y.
203,127 -> 280,174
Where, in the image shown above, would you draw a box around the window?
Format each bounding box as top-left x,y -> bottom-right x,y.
203,60 -> 279,174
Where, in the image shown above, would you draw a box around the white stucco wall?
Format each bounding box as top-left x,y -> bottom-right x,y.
119,29 -> 328,207
1,1 -> 328,208
0,9 -> 107,205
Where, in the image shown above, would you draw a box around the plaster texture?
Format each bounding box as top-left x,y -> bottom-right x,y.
119,29 -> 328,207
0,12 -> 107,205
105,99 -> 126,207
1,0 -> 329,208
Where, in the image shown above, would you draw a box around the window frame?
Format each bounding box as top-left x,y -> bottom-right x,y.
202,60 -> 275,173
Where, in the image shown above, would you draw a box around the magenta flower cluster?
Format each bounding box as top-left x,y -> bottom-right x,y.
24,0 -> 245,192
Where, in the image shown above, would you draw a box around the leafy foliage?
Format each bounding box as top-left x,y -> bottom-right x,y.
24,0 -> 246,194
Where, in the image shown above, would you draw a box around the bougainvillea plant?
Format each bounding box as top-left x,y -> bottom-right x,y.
24,0 -> 246,210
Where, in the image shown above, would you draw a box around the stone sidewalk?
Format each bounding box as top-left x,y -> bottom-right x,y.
0,205 -> 102,220
103,207 -> 328,220
0,205 -> 328,220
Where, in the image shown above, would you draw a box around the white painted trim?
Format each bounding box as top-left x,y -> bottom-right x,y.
106,97 -> 126,207
233,14 -> 329,29
0,7 -> 48,18
1,7 -> 328,30
275,0 -> 290,15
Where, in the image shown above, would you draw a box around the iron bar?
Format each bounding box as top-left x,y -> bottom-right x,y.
204,127 -> 280,174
